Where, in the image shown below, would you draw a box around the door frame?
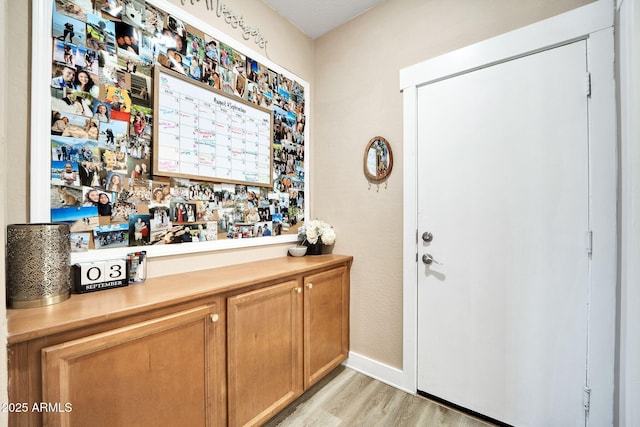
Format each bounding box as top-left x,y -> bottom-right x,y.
618,1 -> 640,425
400,0 -> 616,425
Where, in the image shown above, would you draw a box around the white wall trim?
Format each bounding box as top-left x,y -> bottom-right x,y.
344,351 -> 414,395
584,26 -> 618,426
617,1 -> 640,425
400,1 -> 616,425
401,86 -> 418,394
30,0 -> 54,222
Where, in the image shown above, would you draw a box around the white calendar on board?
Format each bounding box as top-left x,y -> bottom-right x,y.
154,68 -> 273,186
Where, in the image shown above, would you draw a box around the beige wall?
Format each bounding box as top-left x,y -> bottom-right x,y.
3,0 -> 596,396
7,0 -> 30,224
1,0 -> 10,423
313,0 -> 595,369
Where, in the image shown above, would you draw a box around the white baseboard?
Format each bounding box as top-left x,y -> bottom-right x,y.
344,351 -> 415,395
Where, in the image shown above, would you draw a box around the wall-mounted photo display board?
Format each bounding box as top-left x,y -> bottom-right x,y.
154,68 -> 273,186
31,0 -> 309,263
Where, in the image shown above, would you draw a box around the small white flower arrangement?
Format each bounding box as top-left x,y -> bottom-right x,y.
299,219 -> 336,245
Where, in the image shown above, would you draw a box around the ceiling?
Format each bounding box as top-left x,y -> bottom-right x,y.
261,0 -> 385,39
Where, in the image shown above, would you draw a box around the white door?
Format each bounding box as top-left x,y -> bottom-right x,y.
417,40 -> 590,427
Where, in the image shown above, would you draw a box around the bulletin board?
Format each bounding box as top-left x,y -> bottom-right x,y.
32,0 -> 309,263
154,67 -> 273,186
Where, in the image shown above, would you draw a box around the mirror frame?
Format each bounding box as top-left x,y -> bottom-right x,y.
363,136 -> 394,182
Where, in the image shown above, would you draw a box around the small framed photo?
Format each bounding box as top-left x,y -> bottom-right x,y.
127,251 -> 147,283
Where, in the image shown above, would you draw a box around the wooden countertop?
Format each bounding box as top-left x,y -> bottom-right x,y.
7,255 -> 353,345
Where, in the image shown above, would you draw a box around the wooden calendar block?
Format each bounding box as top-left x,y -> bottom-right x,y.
73,259 -> 128,293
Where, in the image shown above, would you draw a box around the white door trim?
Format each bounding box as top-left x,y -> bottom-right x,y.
399,0 -> 613,90
617,1 -> 640,426
400,1 -> 616,425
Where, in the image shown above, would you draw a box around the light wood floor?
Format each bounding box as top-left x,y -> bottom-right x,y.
264,367 -> 495,427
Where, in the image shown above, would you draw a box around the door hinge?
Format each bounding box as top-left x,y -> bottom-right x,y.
583,386 -> 591,413
585,72 -> 592,97
586,230 -> 593,255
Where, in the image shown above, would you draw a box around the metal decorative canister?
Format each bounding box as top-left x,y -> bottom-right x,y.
6,223 -> 71,308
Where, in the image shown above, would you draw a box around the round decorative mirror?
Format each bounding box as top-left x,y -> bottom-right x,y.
363,136 -> 393,182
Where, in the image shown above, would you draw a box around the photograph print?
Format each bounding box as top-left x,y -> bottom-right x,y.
101,0 -> 124,19
186,26 -> 205,60
126,177 -> 152,203
129,214 -> 151,246
121,0 -> 146,30
52,39 -> 79,68
52,10 -> 86,46
93,223 -> 129,249
166,14 -> 186,38
92,100 -> 112,123
51,88 -> 95,118
76,46 -> 100,75
86,13 -> 117,53
51,204 -> 99,224
51,111 -> 97,139
129,74 -> 151,106
54,0 -> 93,21
138,32 -> 158,61
70,231 -> 91,252
115,21 -> 140,56
144,4 -> 165,36
218,42 -> 233,70
128,157 -> 150,180
51,160 -> 80,187
170,201 -> 197,223
51,184 -> 82,208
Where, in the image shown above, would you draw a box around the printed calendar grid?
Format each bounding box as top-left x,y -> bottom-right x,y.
155,69 -> 273,186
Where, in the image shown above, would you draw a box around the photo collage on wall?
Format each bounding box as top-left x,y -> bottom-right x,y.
49,0 -> 306,252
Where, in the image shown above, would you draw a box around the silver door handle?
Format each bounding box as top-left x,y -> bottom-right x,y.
422,254 -> 442,265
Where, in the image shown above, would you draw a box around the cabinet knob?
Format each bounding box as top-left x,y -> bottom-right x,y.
307,283 -> 313,289
210,314 -> 219,323
295,287 -> 302,293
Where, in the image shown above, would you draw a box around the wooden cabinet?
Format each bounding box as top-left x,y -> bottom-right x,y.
227,280 -> 303,426
9,299 -> 226,427
7,255 -> 352,427
227,266 -> 350,427
41,304 -> 224,427
304,266 -> 350,389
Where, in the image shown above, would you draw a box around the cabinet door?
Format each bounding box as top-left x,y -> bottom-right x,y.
41,304 -> 223,427
304,266 -> 350,388
227,280 -> 303,427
